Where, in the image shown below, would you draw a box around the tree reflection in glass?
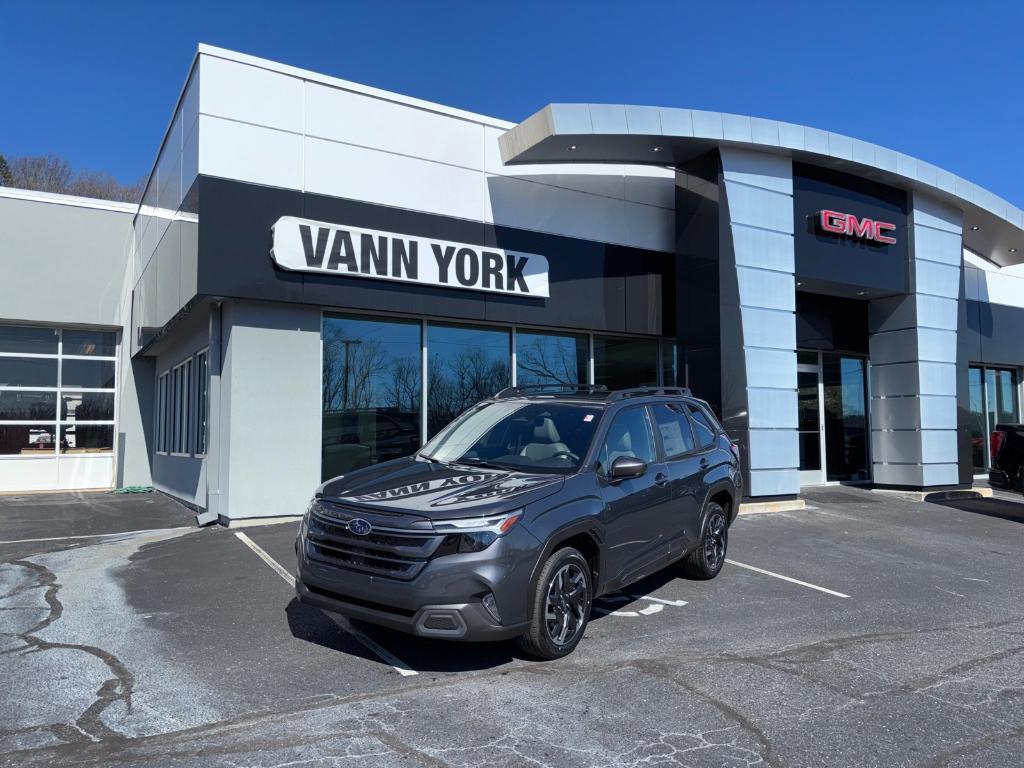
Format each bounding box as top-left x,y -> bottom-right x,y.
427,324 -> 510,438
516,331 -> 588,388
321,315 -> 421,481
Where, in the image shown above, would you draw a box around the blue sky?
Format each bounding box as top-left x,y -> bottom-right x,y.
3,1 -> 1022,204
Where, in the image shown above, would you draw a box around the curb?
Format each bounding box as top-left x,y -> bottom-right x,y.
738,499 -> 807,515
871,486 -> 994,503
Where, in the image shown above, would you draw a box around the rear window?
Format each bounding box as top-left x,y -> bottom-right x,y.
686,403 -> 717,449
650,403 -> 696,459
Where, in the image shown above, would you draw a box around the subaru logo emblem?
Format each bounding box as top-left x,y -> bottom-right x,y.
348,518 -> 372,536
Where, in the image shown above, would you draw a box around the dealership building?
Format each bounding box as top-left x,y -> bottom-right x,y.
2,44 -> 1023,521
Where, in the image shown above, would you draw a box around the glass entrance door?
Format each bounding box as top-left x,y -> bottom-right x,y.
798,352 -> 825,486
797,351 -> 870,486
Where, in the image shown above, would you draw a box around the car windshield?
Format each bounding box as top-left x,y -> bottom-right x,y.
420,400 -> 603,473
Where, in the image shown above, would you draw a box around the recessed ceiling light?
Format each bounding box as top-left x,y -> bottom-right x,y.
1010,248 -> 1018,253
567,145 -> 578,151
650,146 -> 663,153
856,291 -> 867,296
970,225 -> 980,231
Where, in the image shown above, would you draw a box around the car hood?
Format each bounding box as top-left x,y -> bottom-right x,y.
317,456 -> 565,519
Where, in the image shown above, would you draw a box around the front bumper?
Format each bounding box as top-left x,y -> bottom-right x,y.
294,525 -> 538,641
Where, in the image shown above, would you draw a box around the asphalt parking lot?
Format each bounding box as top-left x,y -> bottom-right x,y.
1,486 -> 1023,767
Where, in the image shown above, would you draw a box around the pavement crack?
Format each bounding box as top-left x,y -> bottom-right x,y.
6,559 -> 134,744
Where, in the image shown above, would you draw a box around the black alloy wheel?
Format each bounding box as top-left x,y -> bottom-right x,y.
518,547 -> 592,660
681,501 -> 728,580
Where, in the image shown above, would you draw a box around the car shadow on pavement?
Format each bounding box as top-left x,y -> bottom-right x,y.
931,495 -> 1024,525
285,597 -> 521,673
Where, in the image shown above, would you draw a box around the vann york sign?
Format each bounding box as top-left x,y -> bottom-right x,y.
271,217 -> 550,298
816,209 -> 897,245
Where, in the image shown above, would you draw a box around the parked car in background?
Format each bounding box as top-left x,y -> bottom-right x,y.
296,385 -> 742,659
989,424 -> 1024,495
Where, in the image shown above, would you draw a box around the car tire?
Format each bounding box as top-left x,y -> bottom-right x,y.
680,502 -> 728,580
517,547 -> 592,660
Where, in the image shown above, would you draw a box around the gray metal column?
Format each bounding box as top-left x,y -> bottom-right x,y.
718,148 -> 799,497
869,193 -> 963,488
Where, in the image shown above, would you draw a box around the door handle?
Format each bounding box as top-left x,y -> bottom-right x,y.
654,472 -> 669,487
699,458 -> 710,469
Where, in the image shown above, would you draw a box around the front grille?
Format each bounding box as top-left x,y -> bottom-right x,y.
306,508 -> 442,580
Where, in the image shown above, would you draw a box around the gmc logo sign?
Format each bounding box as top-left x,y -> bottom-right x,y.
817,209 -> 897,245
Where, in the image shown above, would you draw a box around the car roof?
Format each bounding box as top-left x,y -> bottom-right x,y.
491,386 -> 699,406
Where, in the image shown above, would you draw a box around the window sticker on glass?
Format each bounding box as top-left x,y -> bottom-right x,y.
583,414 -> 594,422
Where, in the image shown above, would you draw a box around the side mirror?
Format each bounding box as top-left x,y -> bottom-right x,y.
609,456 -> 647,481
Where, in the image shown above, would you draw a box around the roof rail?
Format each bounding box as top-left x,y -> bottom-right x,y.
606,387 -> 693,401
494,383 -> 610,399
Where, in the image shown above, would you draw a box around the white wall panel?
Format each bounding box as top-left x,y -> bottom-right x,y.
0,460 -> 59,492
58,456 -> 115,489
200,115 -> 303,191
306,82 -> 485,170
199,55 -> 303,133
305,136 -> 482,222
485,174 -> 627,247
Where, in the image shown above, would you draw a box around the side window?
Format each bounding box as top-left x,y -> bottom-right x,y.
650,403 -> 696,459
686,403 -> 717,449
596,408 -> 656,475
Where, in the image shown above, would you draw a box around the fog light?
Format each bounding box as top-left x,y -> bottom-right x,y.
481,592 -> 501,623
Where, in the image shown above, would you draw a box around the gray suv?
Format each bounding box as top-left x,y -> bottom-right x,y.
295,386 -> 742,659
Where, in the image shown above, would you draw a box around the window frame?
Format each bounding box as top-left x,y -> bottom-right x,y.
0,326 -> 117,459
194,348 -> 209,456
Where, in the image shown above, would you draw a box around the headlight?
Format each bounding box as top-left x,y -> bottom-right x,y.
432,510 -> 523,555
432,510 -> 522,535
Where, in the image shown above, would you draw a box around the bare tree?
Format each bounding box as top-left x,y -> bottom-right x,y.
517,336 -> 581,385
10,154 -> 73,193
3,153 -> 144,203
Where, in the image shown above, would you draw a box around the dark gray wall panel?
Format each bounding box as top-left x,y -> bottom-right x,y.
195,177 -> 671,336
965,300 -> 1024,366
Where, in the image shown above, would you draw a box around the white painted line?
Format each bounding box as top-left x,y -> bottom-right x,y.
326,615 -> 419,677
725,559 -> 850,599
638,603 -> 664,616
232,531 -> 418,677
632,594 -> 688,607
234,532 -> 296,586
0,526 -> 195,545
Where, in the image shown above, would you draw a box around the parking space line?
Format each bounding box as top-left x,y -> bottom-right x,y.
0,526 -> 195,545
725,559 -> 850,599
234,532 -> 296,585
232,531 -> 419,677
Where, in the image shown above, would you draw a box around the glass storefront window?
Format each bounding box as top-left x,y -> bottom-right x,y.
322,315 -> 422,481
427,323 -> 510,438
60,424 -> 114,454
968,367 -> 986,471
0,425 -> 57,455
986,368 -> 1018,431
61,392 -> 115,422
593,336 -> 658,390
970,365 -> 1019,472
660,341 -> 683,388
61,359 -> 116,389
62,330 -> 117,357
515,331 -> 588,387
0,325 -> 58,355
0,391 -> 57,421
0,357 -> 58,388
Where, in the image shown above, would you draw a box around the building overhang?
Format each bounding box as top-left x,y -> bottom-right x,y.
499,104 -> 1024,268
